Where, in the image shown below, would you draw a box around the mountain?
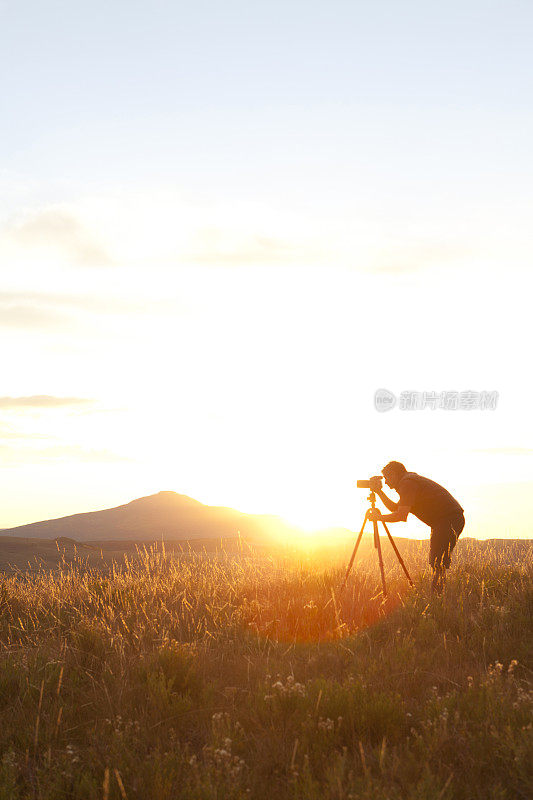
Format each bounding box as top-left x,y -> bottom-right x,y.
0,491 -> 304,542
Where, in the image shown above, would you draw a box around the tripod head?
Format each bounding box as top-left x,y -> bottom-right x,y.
364,492 -> 380,522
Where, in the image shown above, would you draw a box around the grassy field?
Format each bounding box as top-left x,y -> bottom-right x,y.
0,537 -> 531,799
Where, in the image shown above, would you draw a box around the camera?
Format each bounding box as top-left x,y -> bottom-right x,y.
356,476 -> 383,491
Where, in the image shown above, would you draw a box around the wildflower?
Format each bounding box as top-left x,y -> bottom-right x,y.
65,744 -> 79,763
271,675 -> 306,697
1,750 -> 16,768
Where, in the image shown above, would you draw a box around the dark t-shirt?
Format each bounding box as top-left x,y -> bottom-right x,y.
397,472 -> 463,528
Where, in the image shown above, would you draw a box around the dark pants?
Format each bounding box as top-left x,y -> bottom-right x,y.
429,512 -> 465,571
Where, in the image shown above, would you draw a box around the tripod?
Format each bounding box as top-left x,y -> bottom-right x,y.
341,490 -> 414,597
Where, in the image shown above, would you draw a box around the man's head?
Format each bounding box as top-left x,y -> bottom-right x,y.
382,461 -> 407,490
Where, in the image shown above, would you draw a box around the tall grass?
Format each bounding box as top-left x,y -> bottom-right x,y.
0,538 -> 531,799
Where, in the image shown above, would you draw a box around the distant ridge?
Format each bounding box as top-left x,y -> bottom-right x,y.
0,491 -> 306,542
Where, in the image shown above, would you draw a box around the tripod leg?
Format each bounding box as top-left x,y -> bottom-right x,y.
373,518 -> 387,597
380,521 -> 414,587
340,512 -> 368,591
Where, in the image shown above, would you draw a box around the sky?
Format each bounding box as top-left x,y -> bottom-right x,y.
1,1 -> 532,538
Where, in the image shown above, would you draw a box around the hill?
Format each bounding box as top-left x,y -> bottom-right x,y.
0,490 -> 310,543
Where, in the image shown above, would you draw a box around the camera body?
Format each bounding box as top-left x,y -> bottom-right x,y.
356,475 -> 383,491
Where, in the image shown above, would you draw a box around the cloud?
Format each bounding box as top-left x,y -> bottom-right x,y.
0,443 -> 131,464
0,424 -> 51,441
6,209 -> 113,267
0,396 -> 93,409
0,304 -> 69,329
473,447 -> 533,456
186,228 -> 315,266
2,193 -> 321,271
0,290 -> 177,318
371,241 -> 472,274
186,229 -> 470,272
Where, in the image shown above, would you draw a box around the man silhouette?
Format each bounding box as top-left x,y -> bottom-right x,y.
371,461 -> 465,593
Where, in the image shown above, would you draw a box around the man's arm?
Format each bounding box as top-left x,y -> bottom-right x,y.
376,488 -> 399,512
379,505 -> 411,523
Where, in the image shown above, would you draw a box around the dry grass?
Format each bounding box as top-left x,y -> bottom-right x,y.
0,537 -> 531,799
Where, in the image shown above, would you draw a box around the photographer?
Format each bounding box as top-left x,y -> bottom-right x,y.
371,461 -> 465,594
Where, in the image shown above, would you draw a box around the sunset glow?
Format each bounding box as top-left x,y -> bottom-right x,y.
1,2 -> 532,540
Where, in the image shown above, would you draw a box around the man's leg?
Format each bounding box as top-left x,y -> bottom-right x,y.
446,512 -> 465,569
429,513 -> 465,594
432,564 -> 446,594
429,526 -> 447,593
